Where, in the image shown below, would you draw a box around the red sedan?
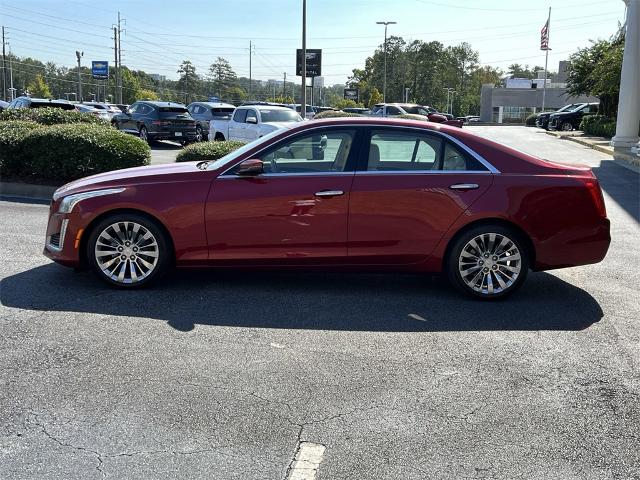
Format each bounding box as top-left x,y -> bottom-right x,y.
44,118 -> 610,299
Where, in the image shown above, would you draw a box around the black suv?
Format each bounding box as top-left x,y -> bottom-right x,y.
7,96 -> 75,110
548,103 -> 599,132
186,101 -> 235,141
536,103 -> 583,130
112,101 -> 197,145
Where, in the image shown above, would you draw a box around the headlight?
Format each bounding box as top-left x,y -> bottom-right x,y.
58,188 -> 125,214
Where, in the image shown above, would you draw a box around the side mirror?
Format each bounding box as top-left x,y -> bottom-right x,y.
236,159 -> 263,176
246,116 -> 258,124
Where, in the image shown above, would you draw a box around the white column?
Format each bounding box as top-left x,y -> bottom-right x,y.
611,0 -> 640,149
498,106 -> 503,124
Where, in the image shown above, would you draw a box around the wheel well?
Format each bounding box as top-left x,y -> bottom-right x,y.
214,133 -> 225,141
443,218 -> 536,269
78,208 -> 176,267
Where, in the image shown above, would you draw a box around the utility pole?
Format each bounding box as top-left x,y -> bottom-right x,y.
301,0 -> 307,117
76,50 -> 83,102
541,7 -> 551,112
117,12 -> 123,104
113,26 -> 119,104
376,20 -> 396,103
283,72 -> 286,98
249,41 -> 253,99
2,26 -> 6,101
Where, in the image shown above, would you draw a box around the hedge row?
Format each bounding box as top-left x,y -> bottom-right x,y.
579,115 -> 616,138
0,121 -> 150,181
0,107 -> 103,125
312,110 -> 364,119
525,113 -> 538,126
176,140 -> 245,162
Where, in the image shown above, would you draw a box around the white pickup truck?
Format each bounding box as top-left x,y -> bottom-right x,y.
209,104 -> 303,142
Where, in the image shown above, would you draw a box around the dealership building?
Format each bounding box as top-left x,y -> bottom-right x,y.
479,61 -> 598,123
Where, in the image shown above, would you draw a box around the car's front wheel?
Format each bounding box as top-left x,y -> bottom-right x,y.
195,125 -> 203,142
560,122 -> 573,131
447,225 -> 529,299
139,126 -> 151,144
87,213 -> 171,288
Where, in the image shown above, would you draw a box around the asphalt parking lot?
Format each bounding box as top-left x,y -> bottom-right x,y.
1,126 -> 639,479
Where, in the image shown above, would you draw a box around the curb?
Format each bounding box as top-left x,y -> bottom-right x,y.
545,131 -> 640,169
0,181 -> 58,201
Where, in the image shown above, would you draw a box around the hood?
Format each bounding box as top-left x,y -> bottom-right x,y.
261,121 -> 299,131
54,162 -> 201,199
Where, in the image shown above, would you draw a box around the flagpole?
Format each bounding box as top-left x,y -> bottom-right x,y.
541,6 -> 551,112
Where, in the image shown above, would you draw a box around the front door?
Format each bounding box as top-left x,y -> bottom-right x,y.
206,127 -> 359,262
348,127 -> 494,264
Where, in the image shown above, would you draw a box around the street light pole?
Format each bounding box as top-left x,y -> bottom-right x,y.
376,20 -> 396,103
75,50 -> 83,102
301,0 -> 307,119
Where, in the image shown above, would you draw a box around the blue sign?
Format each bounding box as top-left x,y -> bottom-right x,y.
92,61 -> 109,79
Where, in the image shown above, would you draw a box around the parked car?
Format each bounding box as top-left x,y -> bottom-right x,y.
342,107 -> 371,115
456,116 -> 480,124
111,101 -> 197,145
536,103 -> 584,130
75,104 -> 110,121
548,103 -> 599,132
371,103 -> 464,128
209,104 -> 303,142
285,104 -> 316,119
44,117 -> 610,299
0,100 -> 9,111
112,104 -> 129,113
314,107 -> 337,114
82,102 -> 121,120
187,101 -> 235,141
6,96 -> 75,110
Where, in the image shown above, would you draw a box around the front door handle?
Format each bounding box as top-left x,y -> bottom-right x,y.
314,190 -> 344,197
449,183 -> 479,191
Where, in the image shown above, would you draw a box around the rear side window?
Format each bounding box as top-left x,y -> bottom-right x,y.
159,107 -> 188,114
367,130 -> 441,171
233,109 -> 248,123
212,108 -> 234,118
442,142 -> 487,171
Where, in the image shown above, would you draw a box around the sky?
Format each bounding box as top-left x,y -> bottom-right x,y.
0,0 -> 627,86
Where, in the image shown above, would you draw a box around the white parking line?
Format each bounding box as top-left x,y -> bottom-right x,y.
286,442 -> 326,480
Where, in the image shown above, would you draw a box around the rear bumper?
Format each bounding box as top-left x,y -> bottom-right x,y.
149,129 -> 197,141
533,217 -> 611,271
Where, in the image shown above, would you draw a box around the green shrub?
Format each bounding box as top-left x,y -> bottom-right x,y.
313,110 -> 364,119
397,113 -> 429,121
0,120 -> 43,176
580,114 -> 616,138
525,113 -> 538,126
23,124 -> 150,181
176,140 -> 245,163
0,107 -> 103,125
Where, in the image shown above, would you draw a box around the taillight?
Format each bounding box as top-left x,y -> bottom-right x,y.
584,178 -> 607,218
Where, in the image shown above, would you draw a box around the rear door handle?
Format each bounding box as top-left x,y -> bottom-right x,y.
449,183 -> 479,191
315,190 -> 344,197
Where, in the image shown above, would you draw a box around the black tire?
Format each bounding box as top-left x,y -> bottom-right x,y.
86,213 -> 171,288
139,126 -> 152,145
446,224 -> 529,300
112,121 -> 119,129
560,122 -> 573,132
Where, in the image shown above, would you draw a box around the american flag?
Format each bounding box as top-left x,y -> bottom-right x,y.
540,18 -> 550,50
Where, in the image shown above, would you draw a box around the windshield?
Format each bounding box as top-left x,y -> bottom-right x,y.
206,128 -> 288,171
260,109 -> 302,123
568,104 -> 586,112
402,106 -> 431,115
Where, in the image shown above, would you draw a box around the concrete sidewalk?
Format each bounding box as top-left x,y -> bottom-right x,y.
544,130 -> 640,168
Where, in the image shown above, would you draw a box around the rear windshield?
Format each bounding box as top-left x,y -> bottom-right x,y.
260,109 -> 301,123
212,108 -> 235,118
159,107 -> 188,113
32,101 -> 75,110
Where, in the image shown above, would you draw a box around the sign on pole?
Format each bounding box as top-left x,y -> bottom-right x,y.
296,49 -> 322,77
91,61 -> 109,79
344,88 -> 359,102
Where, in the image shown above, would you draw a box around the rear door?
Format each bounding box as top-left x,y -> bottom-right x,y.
206,127 -> 360,261
347,127 -> 494,264
229,108 -> 248,141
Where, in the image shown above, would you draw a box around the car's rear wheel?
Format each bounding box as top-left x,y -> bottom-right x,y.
139,126 -> 151,144
195,125 -> 203,142
560,122 -> 573,131
87,213 -> 170,288
447,225 -> 529,299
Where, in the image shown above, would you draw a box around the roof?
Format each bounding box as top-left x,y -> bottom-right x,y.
190,101 -> 236,108
138,101 -> 187,107
237,104 -> 293,111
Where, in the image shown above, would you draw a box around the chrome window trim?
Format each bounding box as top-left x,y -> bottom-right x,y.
217,123 -> 500,176
46,218 -> 68,252
218,171 -> 355,180
355,170 -> 493,176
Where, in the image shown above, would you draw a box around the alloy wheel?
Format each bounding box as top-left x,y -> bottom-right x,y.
457,232 -> 522,295
195,126 -> 203,142
561,122 -> 573,131
139,127 -> 148,142
94,221 -> 159,284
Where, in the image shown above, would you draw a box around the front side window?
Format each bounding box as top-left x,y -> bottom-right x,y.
128,103 -> 140,114
233,109 -> 248,123
367,130 -> 441,171
257,129 -> 356,174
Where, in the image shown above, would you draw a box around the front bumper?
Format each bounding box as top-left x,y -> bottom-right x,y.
43,208 -> 83,267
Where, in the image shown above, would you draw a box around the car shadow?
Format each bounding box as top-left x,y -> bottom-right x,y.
591,160 -> 640,223
151,140 -> 183,150
1,265 -> 603,333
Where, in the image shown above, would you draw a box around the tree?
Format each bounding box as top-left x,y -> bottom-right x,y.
177,60 -> 200,103
138,89 -> 159,100
26,74 -> 52,98
209,57 -> 238,98
566,33 -> 623,118
331,98 -> 364,110
367,87 -> 383,107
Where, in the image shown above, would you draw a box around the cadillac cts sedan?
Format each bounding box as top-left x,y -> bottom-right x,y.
44,118 -> 610,299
